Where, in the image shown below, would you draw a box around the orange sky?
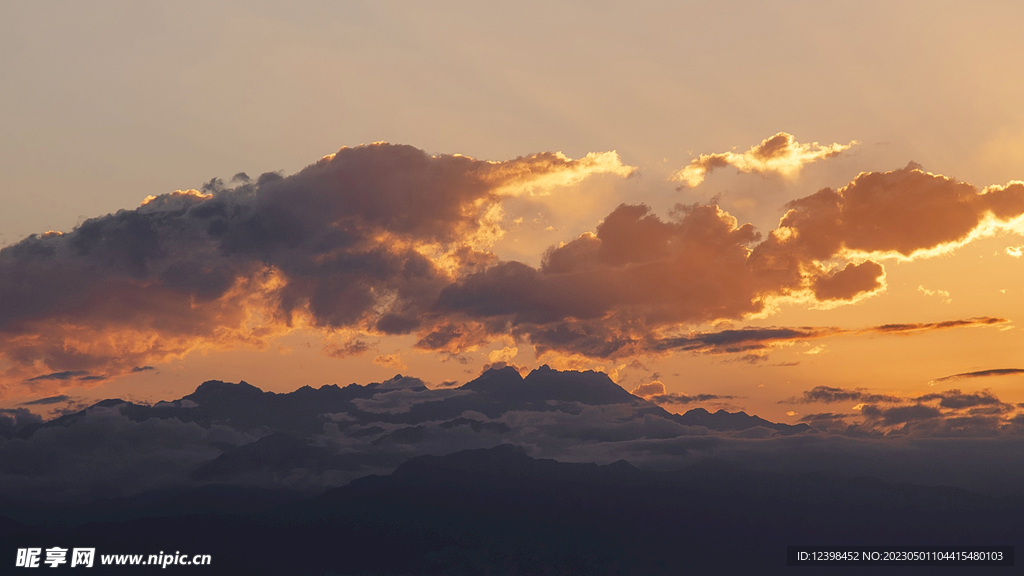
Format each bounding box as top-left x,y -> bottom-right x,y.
2,2 -> 1022,430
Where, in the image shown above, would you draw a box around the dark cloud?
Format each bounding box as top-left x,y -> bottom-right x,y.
3,140 -> 1023,393
0,144 -> 631,394
657,317 -> 1004,357
869,317 -> 1006,333
797,412 -> 853,429
19,395 -> 71,406
861,403 -> 942,425
933,368 -> 1024,382
779,386 -> 902,405
785,385 -> 1021,437
25,371 -> 91,382
658,327 -> 823,355
131,366 -> 156,373
0,407 -> 43,438
650,393 -> 733,406
856,405 -> 1010,438
915,389 -> 1010,410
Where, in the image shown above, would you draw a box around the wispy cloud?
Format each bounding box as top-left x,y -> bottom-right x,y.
656,317 -> 1005,356
932,368 -> 1024,383
373,352 -> 407,371
19,394 -> 72,406
629,380 -> 733,405
671,132 -> 856,188
25,371 -> 91,382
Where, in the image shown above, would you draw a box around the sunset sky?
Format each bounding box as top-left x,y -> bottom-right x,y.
2,0 -> 1023,429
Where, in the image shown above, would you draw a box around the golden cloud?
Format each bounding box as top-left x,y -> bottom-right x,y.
0,144 -> 635,397
671,132 -> 856,188
4,139 -> 1024,397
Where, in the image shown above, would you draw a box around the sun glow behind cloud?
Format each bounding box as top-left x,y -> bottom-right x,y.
2,134 -> 1024,416
671,132 -> 857,188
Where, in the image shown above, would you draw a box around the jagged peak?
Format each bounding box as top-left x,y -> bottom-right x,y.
523,366 -> 617,384
194,379 -> 262,391
183,379 -> 267,403
463,365 -> 525,391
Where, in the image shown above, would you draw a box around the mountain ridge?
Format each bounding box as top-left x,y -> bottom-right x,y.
17,365 -> 808,437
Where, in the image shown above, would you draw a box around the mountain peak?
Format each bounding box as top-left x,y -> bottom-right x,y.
676,406 -> 810,435
461,366 -> 636,406
462,365 -> 525,392
521,368 -> 635,404
183,379 -> 268,405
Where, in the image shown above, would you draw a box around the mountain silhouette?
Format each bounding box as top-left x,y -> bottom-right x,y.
25,365 -> 808,437
0,366 -> 818,527
2,445 -> 1018,575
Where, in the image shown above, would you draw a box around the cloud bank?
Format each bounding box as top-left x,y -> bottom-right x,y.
787,385 -> 1020,437
2,138 -> 1023,396
0,144 -> 632,395
433,161 -> 1022,360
